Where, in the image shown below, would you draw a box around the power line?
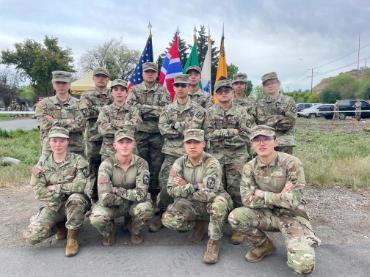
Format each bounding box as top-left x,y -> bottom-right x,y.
315,56 -> 370,77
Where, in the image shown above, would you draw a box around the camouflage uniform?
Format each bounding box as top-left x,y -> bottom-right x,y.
355,101 -> 361,120
228,151 -> 320,275
89,154 -> 154,237
206,80 -> 253,207
97,103 -> 141,160
23,151 -> 90,245
126,81 -> 170,193
162,148 -> 232,241
158,96 -> 206,211
232,73 -> 256,121
188,88 -> 213,110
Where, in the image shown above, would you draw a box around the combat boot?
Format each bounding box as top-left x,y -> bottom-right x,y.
131,233 -> 144,245
188,220 -> 208,243
65,229 -> 80,257
230,230 -> 245,245
245,238 -> 276,263
55,222 -> 67,240
148,215 -> 162,232
101,223 -> 116,246
203,239 -> 220,264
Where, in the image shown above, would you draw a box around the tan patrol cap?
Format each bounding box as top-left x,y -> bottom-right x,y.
114,127 -> 135,142
143,62 -> 158,72
214,79 -> 232,92
186,66 -> 201,74
111,79 -> 128,89
250,125 -> 275,140
93,67 -> 109,77
48,126 -> 69,139
232,73 -> 248,84
261,72 -> 278,84
52,71 -> 72,83
174,74 -> 190,84
183,129 -> 205,142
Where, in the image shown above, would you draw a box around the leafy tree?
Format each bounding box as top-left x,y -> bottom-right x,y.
0,67 -> 19,107
250,85 -> 265,101
358,79 -> 370,99
227,63 -> 238,79
1,36 -> 74,96
319,88 -> 339,103
79,39 -> 140,80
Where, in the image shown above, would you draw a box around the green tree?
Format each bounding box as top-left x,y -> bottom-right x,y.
358,79 -> 370,99
325,74 -> 360,99
18,85 -> 36,103
79,39 -> 140,80
319,88 -> 339,103
227,63 -> 238,79
250,85 -> 265,101
1,36 -> 74,96
158,32 -> 188,69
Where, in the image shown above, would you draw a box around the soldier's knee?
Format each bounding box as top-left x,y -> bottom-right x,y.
66,193 -> 87,206
89,207 -> 110,228
23,223 -> 51,245
161,211 -> 184,231
287,242 -> 315,275
209,198 -> 229,221
132,202 -> 154,221
228,207 -> 254,229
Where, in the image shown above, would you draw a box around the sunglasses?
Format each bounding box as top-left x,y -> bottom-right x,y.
174,83 -> 188,88
216,88 -> 232,95
251,136 -> 274,143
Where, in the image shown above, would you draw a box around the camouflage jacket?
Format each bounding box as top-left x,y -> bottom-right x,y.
97,102 -> 141,157
233,96 -> 257,121
126,82 -> 170,133
240,152 -> 308,218
97,154 -> 150,207
79,88 -> 112,141
256,92 -> 297,146
167,152 -> 230,203
35,95 -> 85,143
205,104 -> 253,160
159,98 -> 206,157
30,152 -> 90,211
188,88 -> 213,110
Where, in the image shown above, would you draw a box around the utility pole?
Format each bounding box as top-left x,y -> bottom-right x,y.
357,33 -> 361,70
310,68 -> 313,93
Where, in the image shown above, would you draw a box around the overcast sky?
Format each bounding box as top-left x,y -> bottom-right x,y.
1,0 -> 369,90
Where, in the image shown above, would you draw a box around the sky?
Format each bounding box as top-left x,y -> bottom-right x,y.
1,0 -> 370,91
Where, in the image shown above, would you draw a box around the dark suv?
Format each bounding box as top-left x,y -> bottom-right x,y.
323,100 -> 370,120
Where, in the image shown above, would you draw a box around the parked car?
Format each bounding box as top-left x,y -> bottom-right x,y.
298,104 -> 334,118
323,100 -> 370,120
296,103 -> 320,112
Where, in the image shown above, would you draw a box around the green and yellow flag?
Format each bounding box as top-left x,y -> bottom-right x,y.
214,27 -> 228,103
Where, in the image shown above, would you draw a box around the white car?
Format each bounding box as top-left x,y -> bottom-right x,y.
298,104 -> 334,118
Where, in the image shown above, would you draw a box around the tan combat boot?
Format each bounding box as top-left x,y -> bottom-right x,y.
230,230 -> 245,245
188,221 -> 208,243
203,239 -> 220,264
55,222 -> 67,240
65,229 -> 80,257
101,223 -> 116,247
131,233 -> 144,245
245,238 -> 276,263
148,215 -> 162,233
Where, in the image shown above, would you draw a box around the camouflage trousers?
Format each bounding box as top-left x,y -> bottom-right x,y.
23,193 -> 90,245
90,200 -> 154,237
136,131 -> 164,193
228,207 -> 320,275
157,155 -> 177,211
275,146 -> 294,155
162,196 -> 232,240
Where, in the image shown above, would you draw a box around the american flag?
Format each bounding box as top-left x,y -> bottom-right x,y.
159,33 -> 183,101
127,34 -> 153,90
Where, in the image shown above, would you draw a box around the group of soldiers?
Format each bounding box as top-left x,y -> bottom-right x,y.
22,62 -> 320,275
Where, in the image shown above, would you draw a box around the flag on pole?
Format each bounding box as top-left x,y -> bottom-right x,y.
127,31 -> 153,90
201,32 -> 212,94
183,28 -> 200,73
214,25 -> 228,103
159,32 -> 183,101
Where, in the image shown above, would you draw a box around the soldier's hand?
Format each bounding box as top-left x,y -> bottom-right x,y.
254,189 -> 265,198
66,118 -> 74,124
197,182 -> 203,189
47,184 -> 57,192
281,181 -> 294,193
111,187 -> 118,194
46,115 -> 54,121
174,177 -> 187,186
233,129 -> 240,135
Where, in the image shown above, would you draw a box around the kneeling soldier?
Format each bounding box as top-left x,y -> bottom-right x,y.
90,127 -> 154,246
162,129 -> 233,264
23,127 -> 91,257
228,125 -> 320,275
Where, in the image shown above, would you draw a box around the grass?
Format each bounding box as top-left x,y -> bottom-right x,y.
0,114 -> 13,121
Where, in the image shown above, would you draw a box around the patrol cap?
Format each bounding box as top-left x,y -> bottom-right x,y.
111,79 -> 128,89
48,126 -> 69,139
114,127 -> 135,142
183,129 -> 205,142
214,79 -> 233,92
52,71 -> 72,83
232,73 -> 248,84
186,66 -> 201,74
143,62 -> 158,72
93,67 -> 109,77
174,74 -> 190,84
250,125 -> 275,140
261,72 -> 278,84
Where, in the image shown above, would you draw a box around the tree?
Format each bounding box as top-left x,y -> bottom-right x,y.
1,36 -> 74,96
325,74 -> 359,99
79,39 -> 140,80
0,67 -> 20,107
319,88 -> 339,103
250,85 -> 265,101
358,79 -> 370,99
226,63 -> 253,96
158,32 -> 188,69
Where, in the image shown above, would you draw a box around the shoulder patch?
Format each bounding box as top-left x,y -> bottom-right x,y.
142,172 -> 150,185
206,177 -> 216,189
195,110 -> 204,119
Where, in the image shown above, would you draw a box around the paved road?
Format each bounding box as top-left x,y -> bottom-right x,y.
1,227 -> 368,277
0,119 -> 38,131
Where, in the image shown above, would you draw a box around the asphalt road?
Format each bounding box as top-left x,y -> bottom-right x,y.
0,119 -> 38,131
1,227 -> 369,277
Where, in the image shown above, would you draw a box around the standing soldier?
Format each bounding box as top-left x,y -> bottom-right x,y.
90,128 -> 154,246
152,74 -> 206,232
354,100 -> 362,122
332,100 -> 339,120
79,67 -> 112,180
186,66 -> 213,109
256,72 -> 297,154
162,129 -> 233,264
228,125 -> 320,275
126,62 -> 170,200
35,71 -> 85,156
97,79 -> 141,160
232,73 -> 256,119
23,127 -> 91,257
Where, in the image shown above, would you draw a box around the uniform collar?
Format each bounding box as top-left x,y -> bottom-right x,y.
113,154 -> 136,168
139,82 -> 159,92
51,95 -> 72,105
184,152 -> 206,168
265,91 -> 283,103
173,97 -> 192,110
189,88 -> 204,96
255,152 -> 279,169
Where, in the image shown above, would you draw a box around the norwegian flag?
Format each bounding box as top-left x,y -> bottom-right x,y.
127,34 -> 153,90
159,33 -> 183,101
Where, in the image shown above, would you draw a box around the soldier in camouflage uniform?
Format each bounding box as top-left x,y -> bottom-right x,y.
186,66 -> 213,109
228,125 -> 320,275
152,74 -> 206,232
23,127 -> 91,257
126,62 -> 170,196
35,71 -> 85,156
256,72 -> 297,154
162,129 -> 233,264
97,79 -> 141,160
79,67 -> 112,179
354,100 -> 362,121
90,128 -> 154,246
232,73 -> 256,121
